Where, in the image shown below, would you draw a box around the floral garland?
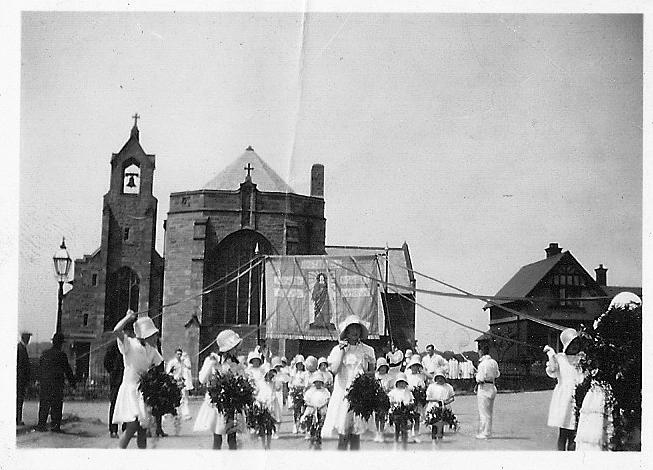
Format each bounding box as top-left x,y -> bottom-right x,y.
424,404 -> 458,430
411,386 -> 427,408
388,403 -> 420,428
246,403 -> 277,436
345,373 -> 387,421
375,382 -> 391,419
289,386 -> 306,411
207,371 -> 255,416
299,408 -> 326,436
139,366 -> 182,417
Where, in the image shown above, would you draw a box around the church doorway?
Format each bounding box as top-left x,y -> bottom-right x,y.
204,230 -> 273,327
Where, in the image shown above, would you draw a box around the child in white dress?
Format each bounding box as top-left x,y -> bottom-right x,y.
193,329 -> 244,450
425,369 -> 455,444
301,372 -> 331,449
388,373 -> 414,450
255,368 -> 281,448
111,310 -> 163,449
374,357 -> 393,442
317,357 -> 334,391
406,355 -> 427,443
544,328 -> 586,451
290,355 -> 309,433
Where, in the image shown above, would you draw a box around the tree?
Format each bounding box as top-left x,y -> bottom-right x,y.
575,296 -> 641,451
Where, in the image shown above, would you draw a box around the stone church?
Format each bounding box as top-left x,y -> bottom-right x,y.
62,119 -> 415,382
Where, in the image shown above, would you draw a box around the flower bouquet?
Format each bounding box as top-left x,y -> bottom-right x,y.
139,365 -> 182,418
346,373 -> 387,420
207,371 -> 255,418
246,402 -> 277,437
289,386 -> 306,411
388,403 -> 420,429
425,403 -> 458,431
412,385 -> 427,408
375,382 -> 391,420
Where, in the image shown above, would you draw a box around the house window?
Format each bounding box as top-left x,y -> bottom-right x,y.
552,266 -> 583,307
123,227 -> 130,241
83,314 -> 89,326
92,273 -> 98,286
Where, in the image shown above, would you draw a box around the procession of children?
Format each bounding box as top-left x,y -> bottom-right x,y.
101,290 -> 641,451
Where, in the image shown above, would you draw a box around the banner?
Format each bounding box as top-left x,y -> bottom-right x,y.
265,255 -> 383,340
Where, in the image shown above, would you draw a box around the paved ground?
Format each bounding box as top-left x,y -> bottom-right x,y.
16,390 -> 560,450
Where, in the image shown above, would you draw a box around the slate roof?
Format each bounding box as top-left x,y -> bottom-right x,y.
325,244 -> 415,294
484,252 -> 567,308
204,147 -> 294,193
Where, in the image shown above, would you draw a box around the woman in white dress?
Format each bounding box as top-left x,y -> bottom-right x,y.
193,329 -> 244,450
543,328 -> 586,451
111,310 -> 163,449
321,315 -> 376,450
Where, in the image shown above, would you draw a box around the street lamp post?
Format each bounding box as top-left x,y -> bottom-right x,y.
53,237 -> 72,334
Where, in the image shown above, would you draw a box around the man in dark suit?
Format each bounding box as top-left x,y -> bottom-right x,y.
36,333 -> 76,432
103,341 -> 124,438
16,332 -> 32,426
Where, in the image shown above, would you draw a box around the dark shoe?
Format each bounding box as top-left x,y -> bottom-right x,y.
35,425 -> 48,432
51,427 -> 65,433
155,429 -> 168,437
16,421 -> 25,426
110,432 -> 119,438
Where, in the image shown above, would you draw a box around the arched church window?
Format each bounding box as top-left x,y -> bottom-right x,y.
104,266 -> 140,331
123,163 -> 141,194
204,230 -> 272,326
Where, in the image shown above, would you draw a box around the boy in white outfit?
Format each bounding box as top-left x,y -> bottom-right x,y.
475,345 -> 500,439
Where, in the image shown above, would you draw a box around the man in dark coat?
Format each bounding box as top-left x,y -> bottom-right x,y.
103,341 -> 124,438
16,332 -> 32,426
36,333 -> 76,432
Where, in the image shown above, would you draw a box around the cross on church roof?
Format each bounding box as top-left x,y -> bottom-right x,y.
244,163 -> 255,179
132,113 -> 140,127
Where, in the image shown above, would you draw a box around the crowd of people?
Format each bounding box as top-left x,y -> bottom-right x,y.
16,291 -> 641,451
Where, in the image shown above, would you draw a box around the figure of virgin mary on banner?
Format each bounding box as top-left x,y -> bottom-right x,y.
265,255 -> 383,341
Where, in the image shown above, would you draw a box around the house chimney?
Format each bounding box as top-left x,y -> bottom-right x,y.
595,264 -> 607,286
545,243 -> 562,258
310,164 -> 324,198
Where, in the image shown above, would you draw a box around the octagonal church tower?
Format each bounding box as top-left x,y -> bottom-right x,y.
160,147 -> 326,374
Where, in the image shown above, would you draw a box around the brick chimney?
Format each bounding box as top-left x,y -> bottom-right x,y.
545,242 -> 562,258
595,264 -> 607,286
310,164 -> 324,198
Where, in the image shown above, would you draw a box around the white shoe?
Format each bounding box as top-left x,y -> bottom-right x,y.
475,433 -> 489,439
304,434 -> 311,440
413,435 -> 421,443
292,424 -> 297,434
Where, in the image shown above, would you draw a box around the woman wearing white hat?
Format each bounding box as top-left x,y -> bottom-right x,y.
321,314 -> 376,450
111,310 -> 163,449
193,329 -> 244,450
543,328 -> 585,450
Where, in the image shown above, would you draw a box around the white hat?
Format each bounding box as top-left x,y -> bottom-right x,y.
394,372 -> 408,387
305,355 -> 318,369
294,354 -> 305,366
215,330 -> 242,353
134,315 -> 159,339
387,350 -> 404,365
310,371 -> 326,385
433,368 -> 447,380
271,356 -> 283,368
318,356 -> 328,367
376,357 -> 389,371
247,351 -> 263,365
609,292 -> 642,311
338,314 -> 370,340
407,354 -> 423,369
560,328 -> 579,353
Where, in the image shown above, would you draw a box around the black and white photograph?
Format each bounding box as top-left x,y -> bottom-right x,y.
2,2 -> 649,469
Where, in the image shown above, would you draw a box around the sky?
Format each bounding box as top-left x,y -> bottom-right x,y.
15,11 -> 643,351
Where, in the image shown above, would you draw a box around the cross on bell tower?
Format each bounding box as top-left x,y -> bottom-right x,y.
244,163 -> 254,182
130,113 -> 140,140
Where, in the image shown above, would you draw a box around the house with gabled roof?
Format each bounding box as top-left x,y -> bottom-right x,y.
477,243 -> 641,370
